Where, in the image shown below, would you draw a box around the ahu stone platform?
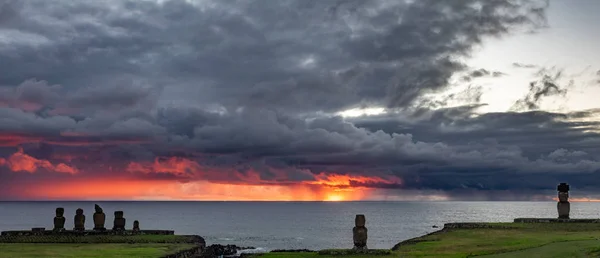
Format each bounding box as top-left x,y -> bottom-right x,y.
1,229 -> 175,236
514,218 -> 600,223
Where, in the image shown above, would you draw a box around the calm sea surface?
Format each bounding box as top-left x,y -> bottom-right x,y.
1,201 -> 600,250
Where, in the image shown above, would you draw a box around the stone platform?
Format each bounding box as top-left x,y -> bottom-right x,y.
0,229 -> 174,236
514,218 -> 600,223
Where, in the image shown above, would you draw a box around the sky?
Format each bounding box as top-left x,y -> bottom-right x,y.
1,0 -> 600,201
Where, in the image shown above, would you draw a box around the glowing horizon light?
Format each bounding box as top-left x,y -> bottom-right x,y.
338,107 -> 386,117
324,194 -> 345,202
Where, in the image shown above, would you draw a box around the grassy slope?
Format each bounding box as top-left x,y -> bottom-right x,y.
0,235 -> 200,258
260,223 -> 600,258
0,243 -> 195,258
481,240 -> 600,258
393,223 -> 600,257
0,234 -> 195,243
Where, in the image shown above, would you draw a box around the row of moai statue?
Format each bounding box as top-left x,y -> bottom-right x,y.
53,204 -> 140,232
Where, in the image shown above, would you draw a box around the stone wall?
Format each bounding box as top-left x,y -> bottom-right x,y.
0,229 -> 175,236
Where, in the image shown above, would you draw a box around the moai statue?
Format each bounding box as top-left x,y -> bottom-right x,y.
352,214 -> 368,251
93,204 -> 106,231
53,207 -> 66,231
113,211 -> 126,231
73,208 -> 86,231
557,183 -> 570,219
133,220 -> 140,233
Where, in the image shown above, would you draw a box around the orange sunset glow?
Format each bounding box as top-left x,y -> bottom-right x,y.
0,142 -> 401,200
17,178 -> 373,201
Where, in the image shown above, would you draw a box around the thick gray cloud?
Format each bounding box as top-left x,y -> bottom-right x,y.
4,0 -> 598,200
0,0 -> 547,112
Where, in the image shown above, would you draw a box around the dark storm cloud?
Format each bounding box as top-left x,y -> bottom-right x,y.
4,0 -> 598,200
0,0 -> 547,113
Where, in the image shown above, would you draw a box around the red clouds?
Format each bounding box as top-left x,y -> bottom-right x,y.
127,157 -> 203,177
0,147 -> 78,174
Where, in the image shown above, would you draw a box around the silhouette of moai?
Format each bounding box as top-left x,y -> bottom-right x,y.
557,183 -> 570,219
353,214 -> 368,251
113,211 -> 126,231
93,204 -> 106,231
53,207 -> 66,231
73,208 -> 86,231
133,220 -> 140,233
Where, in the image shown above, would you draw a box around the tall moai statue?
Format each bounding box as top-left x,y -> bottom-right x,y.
352,214 -> 368,251
113,211 -> 126,231
53,207 -> 66,231
557,183 -> 570,219
74,208 -> 86,231
93,204 -> 106,231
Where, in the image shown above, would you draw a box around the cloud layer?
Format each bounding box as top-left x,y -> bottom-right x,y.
4,0 -> 599,201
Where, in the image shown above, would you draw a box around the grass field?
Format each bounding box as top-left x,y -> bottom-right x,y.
258,223 -> 600,257
3,223 -> 600,257
0,243 -> 195,258
0,234 -> 197,243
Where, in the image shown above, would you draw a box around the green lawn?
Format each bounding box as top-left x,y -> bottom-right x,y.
0,243 -> 196,258
392,223 -> 600,257
0,234 -> 197,244
481,240 -> 600,258
258,223 -> 600,258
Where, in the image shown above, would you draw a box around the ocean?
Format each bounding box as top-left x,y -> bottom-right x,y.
1,201 -> 599,251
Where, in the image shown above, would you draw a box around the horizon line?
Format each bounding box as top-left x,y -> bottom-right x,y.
0,200 -> 567,202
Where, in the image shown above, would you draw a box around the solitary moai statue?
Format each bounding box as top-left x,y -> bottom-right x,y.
353,214 -> 368,251
93,204 -> 106,231
113,211 -> 126,231
133,220 -> 140,233
557,183 -> 570,219
74,208 -> 86,231
53,207 -> 66,231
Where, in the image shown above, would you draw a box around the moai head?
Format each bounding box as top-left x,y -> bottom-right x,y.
114,211 -> 124,219
355,214 -> 366,227
76,208 -> 84,216
557,183 -> 570,193
56,207 -> 64,217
